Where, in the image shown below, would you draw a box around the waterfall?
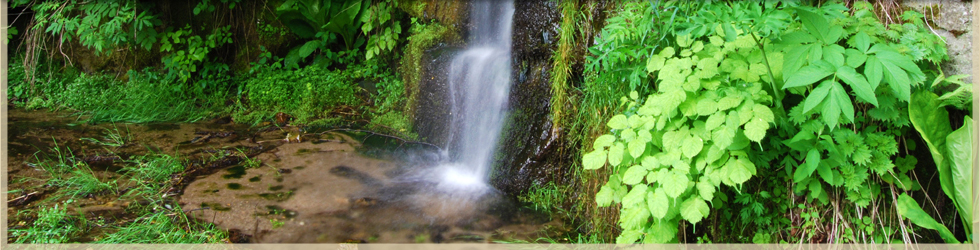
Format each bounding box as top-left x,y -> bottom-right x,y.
435,0 -> 514,196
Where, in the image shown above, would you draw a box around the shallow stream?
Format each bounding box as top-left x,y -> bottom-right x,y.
6,109 -> 567,243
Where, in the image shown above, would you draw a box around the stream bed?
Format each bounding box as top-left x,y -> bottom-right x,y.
6,109 -> 568,243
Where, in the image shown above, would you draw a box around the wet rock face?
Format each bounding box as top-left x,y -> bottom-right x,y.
904,0 -> 973,82
491,0 -> 567,195
414,45 -> 463,148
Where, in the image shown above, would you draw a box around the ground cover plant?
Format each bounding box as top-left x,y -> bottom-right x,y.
574,0 -> 972,244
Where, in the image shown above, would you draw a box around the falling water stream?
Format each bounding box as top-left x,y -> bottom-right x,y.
436,0 -> 515,197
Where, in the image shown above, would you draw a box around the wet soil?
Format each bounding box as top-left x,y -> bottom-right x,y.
6,109 -> 569,243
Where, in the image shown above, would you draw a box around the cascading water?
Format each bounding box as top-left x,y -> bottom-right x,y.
434,0 -> 514,197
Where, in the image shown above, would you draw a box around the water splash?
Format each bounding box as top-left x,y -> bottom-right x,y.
437,0 -> 514,198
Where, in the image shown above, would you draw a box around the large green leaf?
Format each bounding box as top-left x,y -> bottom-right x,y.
796,8 -> 829,44
783,63 -> 834,89
623,165 -> 647,185
794,148 -> 821,182
836,66 -> 878,106
609,142 -> 626,167
803,80 -> 832,113
946,116 -> 974,236
298,40 -> 321,58
622,184 -> 648,208
680,196 -> 710,224
608,115 -> 628,130
583,149 -> 608,170
648,189 -> 669,219
908,91 -> 954,206
896,193 -> 959,243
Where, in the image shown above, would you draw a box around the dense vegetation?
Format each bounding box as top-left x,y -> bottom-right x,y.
564,0 -> 973,244
5,0 -> 974,244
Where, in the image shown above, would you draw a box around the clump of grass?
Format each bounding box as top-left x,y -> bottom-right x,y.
550,0 -> 578,130
23,68 -> 213,123
123,154 -> 185,184
96,207 -> 227,243
47,165 -> 117,198
518,182 -> 571,218
80,124 -> 133,147
10,203 -> 85,243
30,139 -> 117,198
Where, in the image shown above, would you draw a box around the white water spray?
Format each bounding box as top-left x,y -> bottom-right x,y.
436,0 -> 514,196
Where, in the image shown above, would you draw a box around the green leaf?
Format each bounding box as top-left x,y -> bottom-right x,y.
616,229 -> 644,244
794,148 -> 821,182
682,135 -> 704,159
680,196 -> 710,224
706,113 -> 726,131
697,181 -> 715,201
816,163 -> 836,186
797,8 -> 830,44
608,115 -> 628,130
728,157 -> 754,185
621,205 -> 650,230
865,56 -> 883,89
648,188 -> 669,219
803,80 -> 832,113
641,155 -> 660,170
946,116 -> 974,231
836,66 -> 878,106
753,104 -> 774,123
713,125 -> 736,150
583,149 -> 607,170
647,55 -> 666,73
844,49 -> 867,68
823,44 -> 845,67
596,183 -> 614,207
783,63 -> 834,89
663,170 -> 690,198
609,142 -> 625,167
848,32 -> 871,53
743,118 -> 769,143
896,193 -> 959,243
622,184 -> 648,208
909,91 -> 954,202
628,139 -> 646,159
593,134 -> 616,150
623,165 -> 647,185
820,81 -> 849,130
879,58 -> 911,102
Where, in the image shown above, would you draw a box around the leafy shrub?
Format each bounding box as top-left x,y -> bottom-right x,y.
580,1 -> 969,244
243,65 -> 360,123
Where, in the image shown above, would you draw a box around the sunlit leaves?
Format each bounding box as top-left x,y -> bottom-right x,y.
680,196 -> 710,224
648,189 -> 669,219
609,142 -> 626,167
836,66 -> 878,106
783,62 -> 834,89
608,115 -> 628,130
582,149 -> 607,170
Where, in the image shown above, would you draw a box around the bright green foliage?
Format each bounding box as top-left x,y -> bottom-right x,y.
242,64 -> 361,124
9,203 -> 83,243
584,0 -> 966,244
909,90 -> 974,238
160,25 -> 233,83
361,0 -> 403,60
96,208 -> 227,243
278,0 -> 370,68
584,3 -> 783,239
896,193 -> 958,243
30,1 -> 161,54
